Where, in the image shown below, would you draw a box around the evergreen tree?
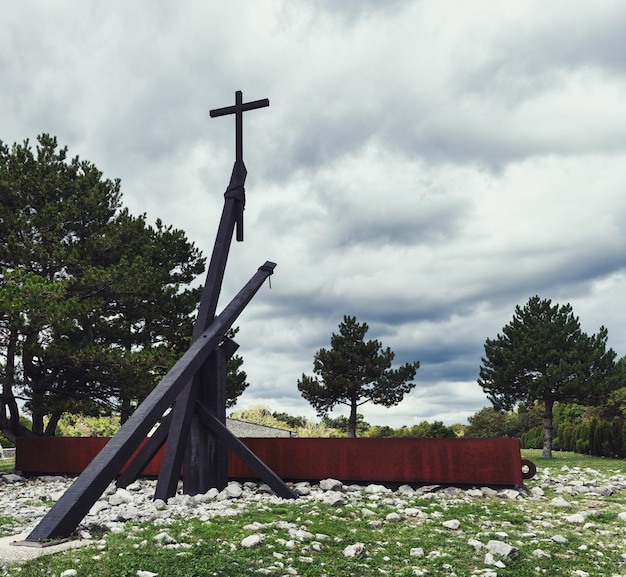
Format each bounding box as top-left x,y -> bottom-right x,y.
225,327 -> 249,409
0,135 -> 211,438
478,296 -> 618,457
297,315 -> 420,437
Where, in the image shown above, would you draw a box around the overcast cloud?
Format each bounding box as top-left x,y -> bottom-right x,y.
2,1 -> 626,427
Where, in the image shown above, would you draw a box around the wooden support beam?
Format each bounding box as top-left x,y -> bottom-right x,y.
184,337 -> 237,495
26,262 -> 276,542
153,91 -> 270,495
115,412 -> 172,489
197,402 -> 297,500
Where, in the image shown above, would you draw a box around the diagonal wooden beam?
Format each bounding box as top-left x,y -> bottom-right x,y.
196,402 -> 297,500
26,262 -> 276,542
115,411 -> 172,489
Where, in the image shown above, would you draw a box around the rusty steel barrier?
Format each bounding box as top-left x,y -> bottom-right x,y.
16,436 -> 533,487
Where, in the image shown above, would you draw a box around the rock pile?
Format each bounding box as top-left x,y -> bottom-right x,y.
2,463 -> 626,575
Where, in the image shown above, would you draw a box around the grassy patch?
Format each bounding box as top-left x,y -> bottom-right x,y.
5,452 -> 626,576
0,516 -> 18,539
0,458 -> 15,472
522,448 -> 625,473
21,497 -> 57,508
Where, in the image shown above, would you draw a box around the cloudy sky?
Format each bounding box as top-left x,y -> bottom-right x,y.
3,1 -> 626,427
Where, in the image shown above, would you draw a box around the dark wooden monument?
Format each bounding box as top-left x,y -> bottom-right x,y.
25,90 -> 296,543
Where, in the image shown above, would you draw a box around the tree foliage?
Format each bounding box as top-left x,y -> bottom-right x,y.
465,407 -> 518,438
0,135 -> 210,439
321,413 -> 370,437
229,405 -> 292,430
478,295 -> 618,457
370,420 -> 456,438
224,326 -> 249,409
0,135 -> 252,439
297,315 -> 420,437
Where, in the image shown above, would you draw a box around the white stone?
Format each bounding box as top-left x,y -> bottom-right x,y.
298,556 -> 314,563
486,540 -> 518,557
497,489 -> 520,500
398,484 -> 415,495
224,482 -> 243,498
322,491 -> 346,507
365,483 -> 391,494
136,572 -> 158,577
294,529 -> 314,540
343,542 -> 366,558
467,539 -> 484,551
153,532 -> 177,545
88,501 -> 110,515
293,482 -> 311,496
109,488 -> 133,506
241,534 -> 263,548
2,473 -> 24,483
319,478 -> 343,491
410,547 -> 424,557
442,519 -> 460,530
386,512 -> 402,522
60,571 -> 78,577
480,487 -> 498,498
118,505 -> 139,521
532,549 -> 551,558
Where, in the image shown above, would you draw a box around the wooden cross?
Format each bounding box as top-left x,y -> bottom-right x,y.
210,90 -> 270,164
210,91 -> 269,242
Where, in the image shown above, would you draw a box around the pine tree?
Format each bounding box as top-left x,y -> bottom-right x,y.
478,296 -> 618,457
298,315 -> 419,437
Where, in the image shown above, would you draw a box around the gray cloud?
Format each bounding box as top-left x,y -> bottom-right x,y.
2,1 -> 626,427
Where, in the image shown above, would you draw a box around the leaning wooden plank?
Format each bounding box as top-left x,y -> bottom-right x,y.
25,262 -> 276,542
115,412 -> 172,489
197,401 -> 297,500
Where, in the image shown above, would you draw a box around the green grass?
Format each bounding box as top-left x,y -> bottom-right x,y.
4,451 -> 626,576
0,516 -> 17,539
0,458 -> 14,472
522,448 -> 626,473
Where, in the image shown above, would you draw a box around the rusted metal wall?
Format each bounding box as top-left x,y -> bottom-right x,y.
16,436 -> 526,486
231,438 -> 525,486
16,437 -> 164,476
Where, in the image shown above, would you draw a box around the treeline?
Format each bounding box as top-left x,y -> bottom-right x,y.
6,400 -> 626,458
230,405 -> 458,438
520,402 -> 626,457
466,395 -> 626,458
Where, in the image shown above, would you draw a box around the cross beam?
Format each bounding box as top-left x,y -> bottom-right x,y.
210,90 -> 270,164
